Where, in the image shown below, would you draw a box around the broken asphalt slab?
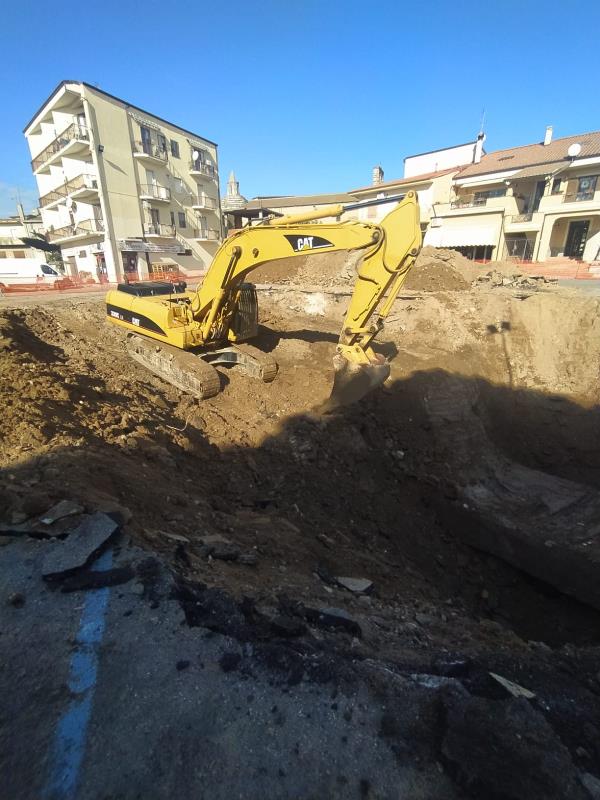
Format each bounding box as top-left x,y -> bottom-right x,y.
42,512 -> 119,580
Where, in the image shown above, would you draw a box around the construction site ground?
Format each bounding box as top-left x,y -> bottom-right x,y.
2,248 -> 600,799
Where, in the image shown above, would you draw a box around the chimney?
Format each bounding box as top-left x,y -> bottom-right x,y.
544,125 -> 553,146
372,165 -> 384,186
474,132 -> 486,164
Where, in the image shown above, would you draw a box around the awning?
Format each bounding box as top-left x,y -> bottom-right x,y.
509,161 -> 567,180
426,224 -> 497,247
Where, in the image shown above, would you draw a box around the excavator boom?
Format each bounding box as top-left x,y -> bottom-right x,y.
105,193 -> 421,406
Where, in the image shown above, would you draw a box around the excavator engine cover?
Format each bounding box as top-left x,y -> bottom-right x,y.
229,283 -> 258,342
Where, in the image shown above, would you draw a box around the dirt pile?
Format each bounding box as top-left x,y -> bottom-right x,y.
252,243 -> 552,294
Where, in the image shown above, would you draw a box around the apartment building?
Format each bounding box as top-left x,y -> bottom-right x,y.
24,81 -> 222,282
427,127 -> 600,263
0,207 -> 45,258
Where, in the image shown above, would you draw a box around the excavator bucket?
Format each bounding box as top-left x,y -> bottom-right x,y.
324,353 -> 390,411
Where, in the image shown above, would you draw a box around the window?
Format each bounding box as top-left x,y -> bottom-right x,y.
157,134 -> 167,154
0,252 -> 6,258
178,212 -> 186,228
41,264 -> 58,276
79,250 -> 86,258
474,187 -> 506,205
576,175 -> 598,201
170,140 -> 180,158
551,178 -> 562,194
170,211 -> 175,226
13,250 -> 25,258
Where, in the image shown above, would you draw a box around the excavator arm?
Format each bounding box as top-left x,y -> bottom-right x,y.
105,192 -> 421,406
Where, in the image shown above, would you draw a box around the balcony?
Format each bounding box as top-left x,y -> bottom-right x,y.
144,223 -> 175,238
194,228 -> 220,241
39,173 -> 99,208
31,123 -> 91,174
192,194 -> 218,211
189,160 -> 217,179
450,197 -> 487,210
46,218 -> 104,243
132,141 -> 168,164
504,211 -> 543,232
139,184 -> 171,203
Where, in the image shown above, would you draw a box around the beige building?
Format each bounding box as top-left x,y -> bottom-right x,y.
348,165 -> 459,232
428,127 -> 600,263
24,81 -> 222,282
0,207 -> 46,259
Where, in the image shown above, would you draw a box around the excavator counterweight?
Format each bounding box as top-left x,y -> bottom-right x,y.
105,193 -> 422,407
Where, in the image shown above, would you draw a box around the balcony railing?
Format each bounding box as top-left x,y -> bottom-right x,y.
39,173 -> 98,208
193,195 -> 218,210
508,212 -> 534,223
139,184 -> 171,201
133,141 -> 168,162
31,123 -> 90,171
450,197 -> 487,209
144,223 -> 175,237
196,228 -> 220,240
189,160 -> 217,178
46,218 -> 104,242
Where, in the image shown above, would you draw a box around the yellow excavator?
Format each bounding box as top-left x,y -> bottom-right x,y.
105,192 -> 421,407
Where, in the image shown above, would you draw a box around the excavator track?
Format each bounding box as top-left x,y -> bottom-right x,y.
202,343 -> 278,382
126,334 -> 221,400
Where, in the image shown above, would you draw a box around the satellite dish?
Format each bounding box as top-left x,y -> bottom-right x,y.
192,150 -> 200,160
567,143 -> 582,158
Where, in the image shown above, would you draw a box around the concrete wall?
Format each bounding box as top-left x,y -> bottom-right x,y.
404,143 -> 476,178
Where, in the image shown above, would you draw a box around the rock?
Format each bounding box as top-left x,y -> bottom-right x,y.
335,576 -> 373,594
238,553 -> 258,566
176,660 -> 190,671
21,492 -> 51,517
210,543 -> 241,562
7,592 -> 25,608
219,651 -> 242,673
269,616 -> 306,638
159,531 -> 190,543
442,687 -> 588,800
10,511 -> 28,525
415,612 -> 436,626
489,672 -> 536,699
40,500 -> 84,525
59,565 -> 135,593
304,606 -> 362,637
42,512 -> 119,580
581,772 -> 600,799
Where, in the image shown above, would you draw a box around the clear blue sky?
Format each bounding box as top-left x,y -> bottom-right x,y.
1,0 -> 599,215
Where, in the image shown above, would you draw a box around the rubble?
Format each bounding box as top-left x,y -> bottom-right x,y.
40,499 -> 84,525
335,576 -> 373,594
42,512 -> 119,579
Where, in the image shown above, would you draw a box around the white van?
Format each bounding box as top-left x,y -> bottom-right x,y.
0,258 -> 63,291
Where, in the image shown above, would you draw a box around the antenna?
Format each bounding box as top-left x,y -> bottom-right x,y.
479,109 -> 486,135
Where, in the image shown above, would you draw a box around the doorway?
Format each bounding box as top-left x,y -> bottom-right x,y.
532,180 -> 545,212
564,220 -> 590,259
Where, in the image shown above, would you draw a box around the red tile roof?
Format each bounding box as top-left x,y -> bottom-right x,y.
458,130 -> 600,179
